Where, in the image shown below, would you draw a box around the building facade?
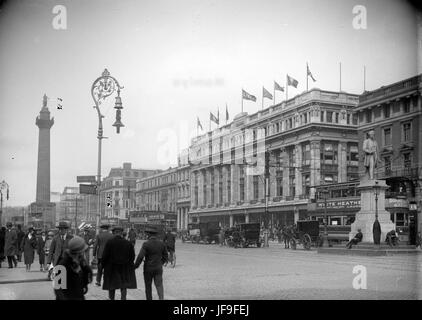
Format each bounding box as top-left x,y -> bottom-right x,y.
100,162 -> 161,223
176,150 -> 191,231
188,89 -> 360,228
355,74 -> 422,239
57,187 -> 85,229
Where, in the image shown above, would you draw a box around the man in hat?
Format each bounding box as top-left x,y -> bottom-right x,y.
4,222 -> 18,268
134,226 -> 168,300
47,221 -> 73,267
16,224 -> 25,262
54,236 -> 93,300
102,226 -> 137,300
93,224 -> 114,286
346,229 -> 363,249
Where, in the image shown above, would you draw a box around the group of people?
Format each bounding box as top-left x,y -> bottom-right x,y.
0,222 -> 50,271
1,221 -> 175,300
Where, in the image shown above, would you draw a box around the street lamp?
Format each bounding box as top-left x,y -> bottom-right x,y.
0,180 -> 10,225
321,187 -> 330,247
91,69 -> 124,234
373,180 -> 381,245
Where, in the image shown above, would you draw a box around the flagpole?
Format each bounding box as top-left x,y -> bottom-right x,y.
306,63 -> 309,92
286,75 -> 288,102
363,65 -> 366,92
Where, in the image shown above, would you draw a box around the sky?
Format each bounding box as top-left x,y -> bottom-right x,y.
0,0 -> 419,206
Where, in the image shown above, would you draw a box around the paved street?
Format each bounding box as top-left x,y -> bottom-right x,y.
0,240 -> 421,300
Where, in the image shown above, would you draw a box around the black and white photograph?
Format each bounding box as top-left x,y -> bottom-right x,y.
0,0 -> 421,303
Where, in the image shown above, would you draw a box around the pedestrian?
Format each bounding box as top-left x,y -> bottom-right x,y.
163,229 -> 176,266
54,236 -> 93,300
128,228 -> 137,247
21,226 -> 38,271
134,226 -> 168,300
415,231 -> 421,249
0,227 -> 5,268
37,231 -> 47,271
47,221 -> 73,268
219,227 -> 225,246
102,226 -> 137,300
346,229 -> 363,249
16,224 -> 25,263
92,224 -> 114,286
4,222 -> 18,268
82,227 -> 92,264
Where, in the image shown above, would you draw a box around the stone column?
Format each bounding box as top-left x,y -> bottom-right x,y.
206,169 -> 212,206
231,164 -> 240,203
338,142 -> 348,183
222,165 -> 228,204
214,167 -> 220,206
295,144 -> 302,199
282,149 -> 290,198
245,212 -> 249,223
229,214 -> 234,227
246,172 -> 253,202
310,141 -> 321,199
198,170 -> 204,207
269,165 -> 276,200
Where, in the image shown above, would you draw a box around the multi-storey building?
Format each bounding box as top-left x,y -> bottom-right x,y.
188,89 -> 360,228
176,149 -> 191,231
57,187 -> 84,229
135,167 -> 178,230
100,162 -> 160,223
355,74 -> 422,240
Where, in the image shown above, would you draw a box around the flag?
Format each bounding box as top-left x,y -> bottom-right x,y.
210,112 -> 219,125
197,117 -> 203,130
274,81 -> 284,92
225,104 -> 229,121
307,64 -> 316,82
242,89 -> 257,102
263,87 -> 273,100
287,75 -> 299,88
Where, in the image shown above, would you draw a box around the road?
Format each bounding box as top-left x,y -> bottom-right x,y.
0,240 -> 421,300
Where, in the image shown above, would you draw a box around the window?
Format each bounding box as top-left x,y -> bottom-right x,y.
347,144 -> 359,164
289,176 -> 295,198
402,123 -> 411,142
320,111 -> 324,122
403,153 -> 411,169
366,109 -> 372,123
302,174 -> 310,197
335,113 -> 339,123
114,191 -> 119,197
383,104 -> 390,118
125,171 -> 130,177
219,169 -> 223,205
327,111 -> 333,123
384,156 -> 391,175
276,170 -> 283,196
289,118 -> 293,129
320,143 -> 337,164
347,113 -> 351,124
404,99 -> 411,113
203,173 -> 207,205
322,174 -> 337,184
289,148 -> 296,166
211,173 -> 215,204
302,144 -> 311,165
352,113 -> 358,125
115,180 -> 120,187
276,123 -> 280,132
253,176 -> 259,199
239,167 -> 245,202
383,127 -> 392,146
227,167 -> 231,203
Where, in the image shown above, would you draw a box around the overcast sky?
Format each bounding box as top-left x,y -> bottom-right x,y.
0,0 -> 419,206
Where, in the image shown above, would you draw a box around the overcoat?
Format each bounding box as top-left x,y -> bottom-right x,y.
47,234 -> 74,266
21,234 -> 38,265
4,228 -> 18,256
102,235 -> 137,290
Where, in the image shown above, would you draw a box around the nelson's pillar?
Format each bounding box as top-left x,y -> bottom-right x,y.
30,94 -> 55,228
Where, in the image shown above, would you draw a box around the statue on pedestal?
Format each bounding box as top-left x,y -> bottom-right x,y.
363,130 -> 379,180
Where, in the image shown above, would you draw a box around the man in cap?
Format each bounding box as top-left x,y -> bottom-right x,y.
54,236 -> 93,300
93,224 -> 114,286
346,228 -> 363,249
102,226 -> 137,300
47,221 -> 73,267
4,222 -> 18,268
134,226 -> 168,300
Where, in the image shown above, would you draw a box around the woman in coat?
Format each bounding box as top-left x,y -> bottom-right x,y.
102,226 -> 137,300
21,227 -> 38,271
0,227 -> 6,268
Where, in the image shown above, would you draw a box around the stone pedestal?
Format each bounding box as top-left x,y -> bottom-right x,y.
349,179 -> 395,243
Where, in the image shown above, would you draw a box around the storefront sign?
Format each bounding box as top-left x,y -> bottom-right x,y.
316,199 -> 360,209
385,198 -> 408,209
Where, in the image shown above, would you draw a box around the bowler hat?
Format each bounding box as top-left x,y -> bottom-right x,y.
68,236 -> 88,254
57,221 -> 69,229
145,226 -> 158,234
111,225 -> 123,232
6,222 -> 12,228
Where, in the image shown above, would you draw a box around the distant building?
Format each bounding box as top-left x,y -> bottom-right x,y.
176,150 -> 191,230
356,74 -> 422,240
100,162 -> 161,223
57,187 -> 84,229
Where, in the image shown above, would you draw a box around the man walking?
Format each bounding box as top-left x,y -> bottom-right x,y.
47,222 -> 73,267
16,224 -> 25,263
134,226 -> 168,300
37,231 -> 47,271
102,226 -> 137,300
128,228 -> 137,247
163,229 -> 176,266
4,222 -> 18,268
93,224 -> 113,286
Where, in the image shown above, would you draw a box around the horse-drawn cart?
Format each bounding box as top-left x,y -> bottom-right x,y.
289,220 -> 320,250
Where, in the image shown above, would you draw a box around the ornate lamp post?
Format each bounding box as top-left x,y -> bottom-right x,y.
91,69 -> 124,234
373,180 -> 381,245
321,187 -> 330,247
0,180 -> 10,225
